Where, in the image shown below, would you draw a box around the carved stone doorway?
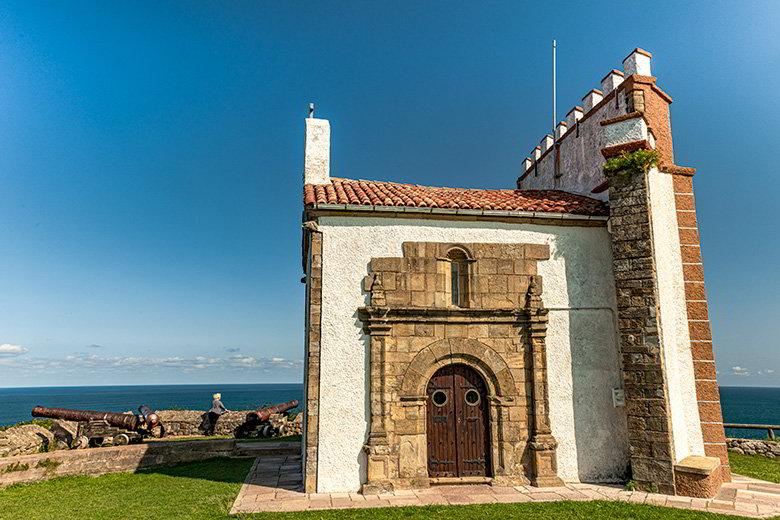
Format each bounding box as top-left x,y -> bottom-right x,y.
426,364 -> 490,478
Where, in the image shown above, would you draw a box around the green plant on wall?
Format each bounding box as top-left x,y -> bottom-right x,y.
36,459 -> 62,472
603,149 -> 659,178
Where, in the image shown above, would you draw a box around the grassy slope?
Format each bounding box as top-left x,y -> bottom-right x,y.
0,457 -> 252,520
0,456 -> 775,520
729,452 -> 780,483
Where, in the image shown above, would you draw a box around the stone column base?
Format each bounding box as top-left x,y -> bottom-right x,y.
674,456 -> 723,498
529,436 -> 564,487
361,480 -> 395,494
492,475 -> 531,487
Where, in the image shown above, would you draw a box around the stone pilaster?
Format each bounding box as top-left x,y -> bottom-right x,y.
605,166 -> 676,495
362,318 -> 395,494
525,277 -> 564,487
669,171 -> 731,483
303,228 -> 322,493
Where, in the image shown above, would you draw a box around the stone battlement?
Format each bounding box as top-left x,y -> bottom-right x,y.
517,48 -> 670,200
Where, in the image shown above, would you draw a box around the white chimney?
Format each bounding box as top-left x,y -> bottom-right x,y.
304,113 -> 331,186
582,89 -> 604,113
532,146 -> 542,160
623,48 -> 652,76
522,157 -> 534,172
601,69 -> 624,94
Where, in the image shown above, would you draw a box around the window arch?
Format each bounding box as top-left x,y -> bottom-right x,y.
447,248 -> 470,308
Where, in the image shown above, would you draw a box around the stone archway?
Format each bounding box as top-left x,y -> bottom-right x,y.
396,338 -> 520,484
399,338 -> 518,400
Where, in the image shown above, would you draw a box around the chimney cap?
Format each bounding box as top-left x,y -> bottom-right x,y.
600,69 -> 625,82
566,106 -> 584,115
582,89 -> 604,101
623,48 -> 653,62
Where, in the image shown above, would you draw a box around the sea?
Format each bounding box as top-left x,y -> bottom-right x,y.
0,383 -> 303,427
1,384 -> 778,439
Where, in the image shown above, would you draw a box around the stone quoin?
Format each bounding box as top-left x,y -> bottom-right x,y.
300,48 -> 729,498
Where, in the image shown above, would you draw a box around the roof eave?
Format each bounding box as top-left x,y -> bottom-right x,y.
305,203 -> 608,221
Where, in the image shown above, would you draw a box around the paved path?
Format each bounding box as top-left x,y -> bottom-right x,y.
230,455 -> 780,518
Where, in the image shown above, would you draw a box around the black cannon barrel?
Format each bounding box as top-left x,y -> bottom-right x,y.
138,405 -> 160,428
254,400 -> 299,422
32,406 -> 140,431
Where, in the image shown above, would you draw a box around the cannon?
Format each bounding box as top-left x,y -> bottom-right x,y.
253,400 -> 299,422
32,405 -> 165,447
235,400 -> 299,439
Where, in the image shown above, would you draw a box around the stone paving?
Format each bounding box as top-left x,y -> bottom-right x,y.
230,454 -> 780,518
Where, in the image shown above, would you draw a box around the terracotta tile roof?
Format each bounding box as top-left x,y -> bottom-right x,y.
304,178 -> 608,216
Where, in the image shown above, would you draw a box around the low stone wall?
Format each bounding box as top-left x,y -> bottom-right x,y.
0,425 -> 54,458
0,438 -> 298,488
157,409 -> 302,438
0,410 -> 302,458
157,410 -> 250,437
727,438 -> 780,458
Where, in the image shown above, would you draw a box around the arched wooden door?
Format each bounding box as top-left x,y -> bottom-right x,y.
426,364 -> 490,478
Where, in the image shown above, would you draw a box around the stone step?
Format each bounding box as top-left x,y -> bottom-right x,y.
233,442 -> 300,458
429,476 -> 493,486
735,488 -> 780,507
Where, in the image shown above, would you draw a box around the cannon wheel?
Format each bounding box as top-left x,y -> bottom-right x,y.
112,434 -> 130,446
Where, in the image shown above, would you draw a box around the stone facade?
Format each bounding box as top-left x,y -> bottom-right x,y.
357,241 -> 562,492
604,160 -> 677,495
303,227 -> 323,493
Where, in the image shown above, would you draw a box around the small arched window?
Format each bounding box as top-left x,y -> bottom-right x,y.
447,248 -> 470,308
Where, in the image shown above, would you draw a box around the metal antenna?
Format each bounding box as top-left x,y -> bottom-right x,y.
308,102 -> 315,118
552,39 -> 557,139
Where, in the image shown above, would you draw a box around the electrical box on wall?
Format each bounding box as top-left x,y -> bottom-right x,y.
612,388 -> 625,407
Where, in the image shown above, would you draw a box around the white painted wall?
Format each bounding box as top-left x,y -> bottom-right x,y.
647,168 -> 705,461
314,215 -> 629,492
520,93 -> 627,200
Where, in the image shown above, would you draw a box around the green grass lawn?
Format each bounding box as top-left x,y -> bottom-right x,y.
0,456 -> 776,520
0,457 -> 252,520
246,503 -> 751,520
728,451 -> 780,483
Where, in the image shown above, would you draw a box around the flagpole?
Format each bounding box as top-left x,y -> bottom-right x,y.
552,39 -> 557,139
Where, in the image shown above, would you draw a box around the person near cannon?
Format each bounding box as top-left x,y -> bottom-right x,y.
206,393 -> 228,435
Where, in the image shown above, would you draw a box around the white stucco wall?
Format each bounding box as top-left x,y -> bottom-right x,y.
519,88 -> 628,200
314,215 -> 629,492
647,168 -> 705,461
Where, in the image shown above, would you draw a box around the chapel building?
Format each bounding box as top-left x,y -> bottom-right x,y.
300,48 -> 730,499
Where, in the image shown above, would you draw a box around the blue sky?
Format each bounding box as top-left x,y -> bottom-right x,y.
0,1 -> 778,387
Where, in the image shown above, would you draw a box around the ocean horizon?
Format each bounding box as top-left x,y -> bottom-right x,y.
1,384 -> 778,440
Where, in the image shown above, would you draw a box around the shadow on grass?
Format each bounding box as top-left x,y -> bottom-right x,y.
134,456 -> 252,485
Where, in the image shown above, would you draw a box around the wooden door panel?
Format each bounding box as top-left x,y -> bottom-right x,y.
426,367 -> 457,477
427,364 -> 489,478
453,365 -> 489,477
